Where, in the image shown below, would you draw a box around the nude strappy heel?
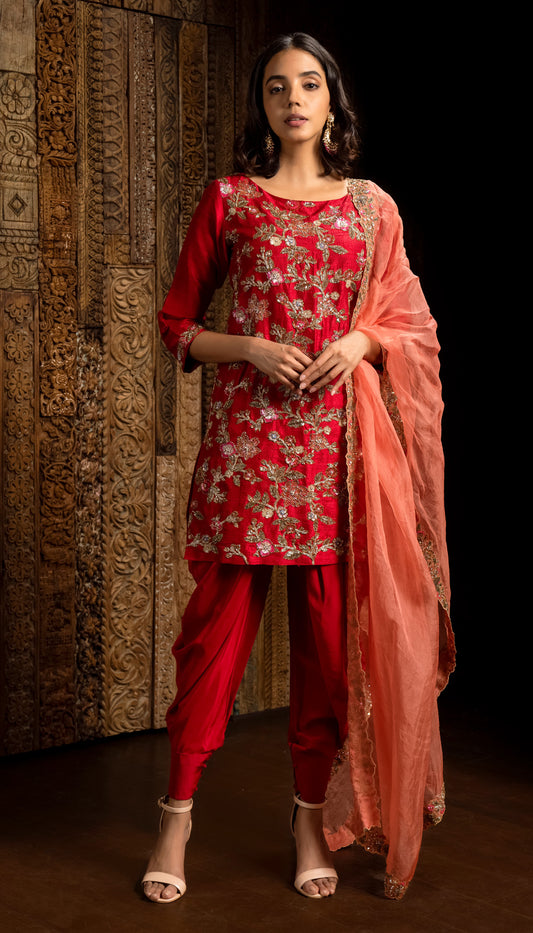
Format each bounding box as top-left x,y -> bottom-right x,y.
290,794 -> 338,898
142,796 -> 193,904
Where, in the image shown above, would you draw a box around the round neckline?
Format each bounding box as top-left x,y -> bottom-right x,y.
245,175 -> 350,205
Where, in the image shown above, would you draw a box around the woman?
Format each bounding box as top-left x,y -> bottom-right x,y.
142,32 -> 455,904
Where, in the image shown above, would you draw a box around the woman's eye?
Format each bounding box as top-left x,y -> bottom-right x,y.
304,82 -> 319,90
270,85 -> 284,94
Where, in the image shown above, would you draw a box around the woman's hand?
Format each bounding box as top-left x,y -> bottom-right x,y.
299,331 -> 381,393
246,338 -> 314,390
188,330 -> 379,394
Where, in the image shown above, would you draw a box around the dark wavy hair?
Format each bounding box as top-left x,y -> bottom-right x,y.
233,32 -> 360,179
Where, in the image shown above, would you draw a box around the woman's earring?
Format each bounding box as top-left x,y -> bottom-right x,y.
264,131 -> 274,156
323,112 -> 338,153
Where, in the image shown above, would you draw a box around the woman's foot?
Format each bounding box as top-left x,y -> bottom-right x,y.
143,798 -> 192,902
292,802 -> 337,897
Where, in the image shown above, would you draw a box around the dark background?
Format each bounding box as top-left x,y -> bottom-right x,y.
262,6 -> 523,742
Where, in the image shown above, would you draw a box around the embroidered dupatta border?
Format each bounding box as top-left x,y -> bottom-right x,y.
327,178 -> 454,898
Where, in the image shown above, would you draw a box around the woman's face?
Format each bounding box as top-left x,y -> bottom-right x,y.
262,47 -> 331,150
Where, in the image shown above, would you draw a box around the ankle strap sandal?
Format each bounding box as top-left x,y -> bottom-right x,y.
142,796 -> 193,903
290,794 -> 338,899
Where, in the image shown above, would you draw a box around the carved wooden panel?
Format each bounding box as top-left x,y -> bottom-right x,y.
102,4 -> 130,264
0,2 -> 38,756
103,265 -> 155,735
0,290 -> 38,754
153,455 -> 179,725
0,68 -> 38,291
76,1 -> 104,326
75,326 -> 105,740
0,0 -> 287,755
155,15 -> 179,457
128,11 -> 156,266
153,1 -> 205,19
36,0 -> 79,749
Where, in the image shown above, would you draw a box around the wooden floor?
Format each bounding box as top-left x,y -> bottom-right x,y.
0,698 -> 531,933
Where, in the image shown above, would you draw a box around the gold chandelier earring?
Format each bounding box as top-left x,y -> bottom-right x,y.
323,112 -> 338,153
264,130 -> 274,156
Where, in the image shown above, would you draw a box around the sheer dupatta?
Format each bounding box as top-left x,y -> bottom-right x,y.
324,180 -> 455,898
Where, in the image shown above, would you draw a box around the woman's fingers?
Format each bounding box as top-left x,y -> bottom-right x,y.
252,341 -> 313,386
306,364 -> 346,392
300,333 -> 370,392
299,349 -> 337,390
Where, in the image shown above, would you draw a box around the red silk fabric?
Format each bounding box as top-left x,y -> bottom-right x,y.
166,562 -> 348,804
159,177 -> 367,564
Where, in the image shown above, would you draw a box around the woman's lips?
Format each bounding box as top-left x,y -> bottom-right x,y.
285,115 -> 308,126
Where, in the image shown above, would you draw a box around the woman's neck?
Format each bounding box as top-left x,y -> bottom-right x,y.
250,144 -> 346,199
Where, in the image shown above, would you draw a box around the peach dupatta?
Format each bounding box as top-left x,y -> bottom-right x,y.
324,180 -> 456,898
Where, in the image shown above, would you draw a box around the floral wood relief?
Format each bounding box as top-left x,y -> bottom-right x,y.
75,327 -> 105,740
153,456 -> 179,727
102,4 -> 130,264
155,16 -> 179,457
76,1 -> 105,326
103,266 -> 155,735
36,0 -> 79,749
0,291 -> 37,754
0,70 -> 38,291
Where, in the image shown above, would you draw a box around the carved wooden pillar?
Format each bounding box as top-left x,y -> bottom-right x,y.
0,290 -> 38,754
35,0 -> 80,749
103,265 -> 155,734
0,0 -> 39,755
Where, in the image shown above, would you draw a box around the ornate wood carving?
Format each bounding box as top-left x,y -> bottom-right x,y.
0,69 -> 38,290
36,0 -> 79,749
128,11 -> 156,266
38,411 -> 78,748
155,16 -> 179,456
76,1 -> 104,326
75,327 -> 105,740
152,0 -> 205,19
0,290 -> 38,754
263,568 -> 290,708
74,2 -> 106,740
103,266 -> 155,735
102,4 -> 130,264
153,455 -> 179,727
123,0 -> 153,12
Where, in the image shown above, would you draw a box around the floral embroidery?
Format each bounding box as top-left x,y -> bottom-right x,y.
182,176 -> 367,564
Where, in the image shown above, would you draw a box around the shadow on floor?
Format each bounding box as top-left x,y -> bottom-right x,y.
0,699 -> 531,932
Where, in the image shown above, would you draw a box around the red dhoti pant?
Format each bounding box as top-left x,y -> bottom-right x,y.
166,561 -> 348,804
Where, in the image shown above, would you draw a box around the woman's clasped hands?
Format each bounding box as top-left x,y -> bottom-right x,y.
249,330 -> 376,395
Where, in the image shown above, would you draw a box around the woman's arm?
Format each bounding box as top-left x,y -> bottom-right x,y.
189,330 -> 313,391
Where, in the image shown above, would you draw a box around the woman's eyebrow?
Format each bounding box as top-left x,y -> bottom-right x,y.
264,70 -> 322,83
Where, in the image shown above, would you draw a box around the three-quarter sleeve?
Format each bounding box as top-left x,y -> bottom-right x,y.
158,180 -> 230,371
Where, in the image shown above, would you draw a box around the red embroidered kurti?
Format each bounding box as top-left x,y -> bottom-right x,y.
159,174 -> 366,564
